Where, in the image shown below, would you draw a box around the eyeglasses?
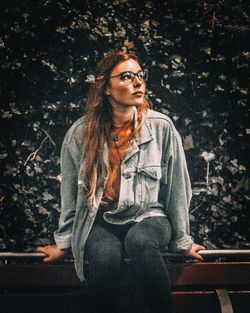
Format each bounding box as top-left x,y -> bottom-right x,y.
109,69 -> 148,84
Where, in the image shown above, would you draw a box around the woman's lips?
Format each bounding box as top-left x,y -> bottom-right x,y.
132,92 -> 144,96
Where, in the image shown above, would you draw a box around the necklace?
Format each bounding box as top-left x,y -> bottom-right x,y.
113,134 -> 120,142
111,117 -> 134,164
111,116 -> 134,142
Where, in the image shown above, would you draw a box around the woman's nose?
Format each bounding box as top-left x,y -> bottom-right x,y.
133,75 -> 142,86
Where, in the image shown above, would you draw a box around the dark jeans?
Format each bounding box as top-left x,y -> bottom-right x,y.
84,213 -> 172,313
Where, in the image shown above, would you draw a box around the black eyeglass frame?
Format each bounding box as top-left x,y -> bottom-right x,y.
109,69 -> 148,84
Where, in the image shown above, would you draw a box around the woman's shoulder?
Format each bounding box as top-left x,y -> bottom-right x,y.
146,109 -> 178,136
63,116 -> 85,148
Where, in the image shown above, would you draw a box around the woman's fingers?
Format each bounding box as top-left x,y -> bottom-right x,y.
185,243 -> 206,261
192,250 -> 204,261
36,246 -> 51,262
43,255 -> 54,263
36,245 -> 64,263
36,246 -> 47,253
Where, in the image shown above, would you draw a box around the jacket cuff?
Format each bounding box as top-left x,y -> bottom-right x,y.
169,235 -> 194,252
53,230 -> 72,250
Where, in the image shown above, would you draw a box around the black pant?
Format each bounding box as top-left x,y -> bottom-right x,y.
84,213 -> 172,313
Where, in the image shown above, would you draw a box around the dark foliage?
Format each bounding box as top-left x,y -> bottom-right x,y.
0,0 -> 249,251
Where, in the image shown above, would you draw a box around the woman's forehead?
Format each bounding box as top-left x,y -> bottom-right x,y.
110,59 -> 142,76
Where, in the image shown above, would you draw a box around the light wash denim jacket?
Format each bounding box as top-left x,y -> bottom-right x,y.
54,109 -> 194,282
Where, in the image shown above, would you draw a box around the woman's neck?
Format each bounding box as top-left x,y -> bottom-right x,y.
112,106 -> 136,125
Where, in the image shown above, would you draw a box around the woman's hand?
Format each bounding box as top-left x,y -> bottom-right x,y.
185,243 -> 206,261
36,245 -> 65,263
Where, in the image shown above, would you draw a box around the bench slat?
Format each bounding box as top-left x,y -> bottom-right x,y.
1,262 -> 250,288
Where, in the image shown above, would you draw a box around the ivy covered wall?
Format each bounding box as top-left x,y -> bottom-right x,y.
0,0 -> 249,252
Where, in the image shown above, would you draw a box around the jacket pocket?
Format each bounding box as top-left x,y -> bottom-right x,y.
137,166 -> 161,203
138,166 -> 162,181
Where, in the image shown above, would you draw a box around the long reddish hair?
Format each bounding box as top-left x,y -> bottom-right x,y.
81,51 -> 151,208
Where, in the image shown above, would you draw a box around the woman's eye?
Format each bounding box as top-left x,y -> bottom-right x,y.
121,73 -> 133,81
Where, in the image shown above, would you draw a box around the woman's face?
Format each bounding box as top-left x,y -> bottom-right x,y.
105,58 -> 147,109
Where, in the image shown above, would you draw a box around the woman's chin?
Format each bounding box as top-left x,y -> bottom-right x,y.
133,99 -> 145,107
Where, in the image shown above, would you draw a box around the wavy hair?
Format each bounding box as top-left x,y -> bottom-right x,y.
81,51 -> 151,208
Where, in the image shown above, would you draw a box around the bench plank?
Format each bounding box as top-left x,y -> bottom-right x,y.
1,262 -> 250,288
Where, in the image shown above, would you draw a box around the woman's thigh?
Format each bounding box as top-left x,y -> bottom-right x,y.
124,216 -> 171,256
84,223 -> 123,283
85,223 -> 123,262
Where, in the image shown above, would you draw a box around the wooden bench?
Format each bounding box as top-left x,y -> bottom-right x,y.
1,250 -> 250,313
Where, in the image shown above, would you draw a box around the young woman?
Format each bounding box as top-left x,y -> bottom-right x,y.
37,51 -> 205,313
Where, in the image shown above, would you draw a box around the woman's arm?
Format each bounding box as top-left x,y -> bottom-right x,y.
37,124 -> 81,262
53,138 -> 79,250
162,126 -> 205,257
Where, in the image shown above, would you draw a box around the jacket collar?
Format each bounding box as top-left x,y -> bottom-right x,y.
134,108 -> 154,145
123,109 -> 154,163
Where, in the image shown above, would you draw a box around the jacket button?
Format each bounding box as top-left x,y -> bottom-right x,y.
123,172 -> 132,179
89,212 -> 95,218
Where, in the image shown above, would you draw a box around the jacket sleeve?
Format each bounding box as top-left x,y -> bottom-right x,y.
162,127 -> 194,252
53,132 -> 79,250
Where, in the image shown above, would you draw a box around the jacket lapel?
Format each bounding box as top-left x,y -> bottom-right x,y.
123,110 -> 154,163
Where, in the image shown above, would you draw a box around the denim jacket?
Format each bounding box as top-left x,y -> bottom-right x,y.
54,109 -> 194,282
